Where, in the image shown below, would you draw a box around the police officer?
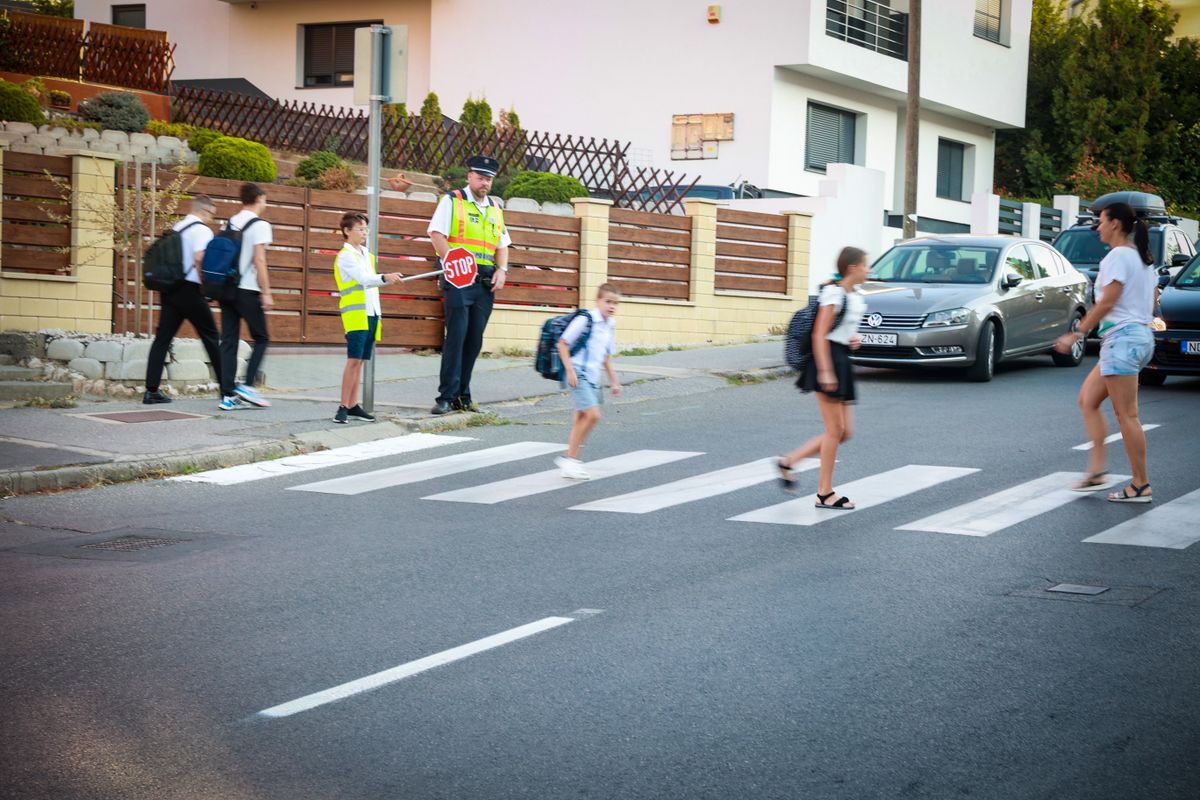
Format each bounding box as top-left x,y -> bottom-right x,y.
426,154 -> 511,415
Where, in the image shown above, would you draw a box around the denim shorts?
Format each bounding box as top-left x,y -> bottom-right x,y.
346,316 -> 378,360
568,379 -> 602,411
1099,324 -> 1154,376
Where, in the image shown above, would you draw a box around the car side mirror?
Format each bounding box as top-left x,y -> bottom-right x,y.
1002,272 -> 1022,289
1158,266 -> 1172,275
1158,274 -> 1171,289
1171,253 -> 1190,267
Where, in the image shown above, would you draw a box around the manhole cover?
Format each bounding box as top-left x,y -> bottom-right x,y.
84,410 -> 208,424
1009,579 -> 1162,607
80,535 -> 186,551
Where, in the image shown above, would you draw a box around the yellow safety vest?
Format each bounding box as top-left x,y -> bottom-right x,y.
335,244 -> 382,339
447,189 -> 505,271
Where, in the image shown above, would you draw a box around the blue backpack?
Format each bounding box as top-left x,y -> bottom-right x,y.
201,217 -> 263,302
535,310 -> 593,380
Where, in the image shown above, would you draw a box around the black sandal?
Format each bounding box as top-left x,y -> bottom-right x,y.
1071,471 -> 1109,492
776,458 -> 797,494
1108,482 -> 1152,504
815,490 -> 855,510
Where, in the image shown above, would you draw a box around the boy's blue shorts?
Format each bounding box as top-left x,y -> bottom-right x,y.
346,317 -> 378,360
568,379 -> 601,411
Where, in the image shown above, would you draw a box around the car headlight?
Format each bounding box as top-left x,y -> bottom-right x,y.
923,307 -> 971,327
1151,316 -> 1167,332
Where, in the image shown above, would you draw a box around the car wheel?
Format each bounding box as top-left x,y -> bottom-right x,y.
1052,311 -> 1086,367
1138,370 -> 1167,387
966,320 -> 996,382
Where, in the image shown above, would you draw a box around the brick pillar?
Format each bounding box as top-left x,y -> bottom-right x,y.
784,211 -> 813,301
571,197 -> 612,306
70,153 -> 118,333
684,198 -> 718,304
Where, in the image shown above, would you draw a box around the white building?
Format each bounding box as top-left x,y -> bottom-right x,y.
74,0 -> 1032,232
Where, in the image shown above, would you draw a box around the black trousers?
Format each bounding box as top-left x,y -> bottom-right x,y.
437,288 -> 494,403
219,288 -> 269,398
145,282 -> 222,393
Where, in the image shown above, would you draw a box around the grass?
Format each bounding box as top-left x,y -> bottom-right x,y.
766,324 -> 787,336
17,396 -> 77,409
425,411 -> 511,433
725,373 -> 768,386
484,346 -> 532,359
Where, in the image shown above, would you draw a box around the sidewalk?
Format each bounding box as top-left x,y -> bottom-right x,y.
0,340 -> 788,495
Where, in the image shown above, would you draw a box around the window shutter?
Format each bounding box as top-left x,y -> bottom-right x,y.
334,24 -> 358,74
806,103 -> 854,172
306,25 -> 333,81
937,139 -> 965,200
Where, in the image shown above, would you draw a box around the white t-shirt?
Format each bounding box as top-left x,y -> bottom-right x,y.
818,283 -> 867,346
1096,245 -> 1155,335
227,209 -> 273,293
560,309 -> 616,386
334,242 -> 384,318
426,191 -> 513,249
172,214 -> 213,284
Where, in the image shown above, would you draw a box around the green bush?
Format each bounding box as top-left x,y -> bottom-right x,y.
52,118 -> 102,132
0,80 -> 44,124
147,119 -> 193,138
198,136 -> 277,182
48,89 -> 72,106
501,171 -> 586,204
79,91 -> 149,132
186,127 -> 223,154
459,96 -> 493,133
420,92 -> 442,125
295,150 -> 345,182
317,164 -> 361,192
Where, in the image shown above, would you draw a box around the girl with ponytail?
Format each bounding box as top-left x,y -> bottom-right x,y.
1054,202 -> 1157,502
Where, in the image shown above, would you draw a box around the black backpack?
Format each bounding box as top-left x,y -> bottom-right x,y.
535,310 -> 593,380
142,221 -> 203,292
784,290 -> 847,371
201,217 -> 264,302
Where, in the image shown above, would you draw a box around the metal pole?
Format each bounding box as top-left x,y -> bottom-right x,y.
902,0 -> 921,240
148,160 -> 157,334
363,24 -> 389,414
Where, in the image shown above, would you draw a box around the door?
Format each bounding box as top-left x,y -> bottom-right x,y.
1028,243 -> 1075,344
993,245 -> 1042,352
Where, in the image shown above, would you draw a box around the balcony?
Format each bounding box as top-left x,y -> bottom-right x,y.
825,0 -> 908,61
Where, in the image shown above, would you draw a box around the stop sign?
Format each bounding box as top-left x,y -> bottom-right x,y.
441,246 -> 478,289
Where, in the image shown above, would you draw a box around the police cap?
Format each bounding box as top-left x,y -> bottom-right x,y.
466,154 -> 499,177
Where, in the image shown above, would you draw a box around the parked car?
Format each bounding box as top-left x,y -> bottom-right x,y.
626,181 -> 802,205
851,235 -> 1091,382
1139,253 -> 1200,386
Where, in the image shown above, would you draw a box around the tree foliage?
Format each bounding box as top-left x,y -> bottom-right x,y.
459,96 -> 494,133
31,0 -> 73,18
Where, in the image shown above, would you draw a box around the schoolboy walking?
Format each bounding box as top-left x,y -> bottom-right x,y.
332,211 -> 402,423
218,183 -> 273,411
554,284 -> 622,480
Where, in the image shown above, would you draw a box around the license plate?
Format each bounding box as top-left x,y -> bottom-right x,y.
860,332 -> 898,346
1183,341 -> 1200,355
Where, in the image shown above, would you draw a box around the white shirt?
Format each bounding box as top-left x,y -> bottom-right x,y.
819,283 -> 867,345
560,308 -> 616,386
172,214 -> 213,284
426,189 -> 513,250
1097,244 -> 1155,335
227,209 -> 273,292
334,242 -> 384,318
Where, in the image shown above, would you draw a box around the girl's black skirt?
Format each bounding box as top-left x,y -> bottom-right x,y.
797,341 -> 856,403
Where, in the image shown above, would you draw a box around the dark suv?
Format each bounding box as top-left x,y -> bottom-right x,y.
1052,191 -> 1195,303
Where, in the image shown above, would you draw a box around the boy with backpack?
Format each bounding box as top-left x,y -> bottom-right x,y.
553,283 -> 622,480
216,183 -> 273,411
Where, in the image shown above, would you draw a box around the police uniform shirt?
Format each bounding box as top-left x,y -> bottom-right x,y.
426,189 -> 513,250
335,242 -> 384,318
172,214 -> 214,284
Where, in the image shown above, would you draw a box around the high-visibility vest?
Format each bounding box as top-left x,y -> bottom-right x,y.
447,188 -> 505,271
334,244 -> 382,339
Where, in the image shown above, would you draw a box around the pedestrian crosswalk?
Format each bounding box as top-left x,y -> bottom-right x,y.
188,433 -> 1194,551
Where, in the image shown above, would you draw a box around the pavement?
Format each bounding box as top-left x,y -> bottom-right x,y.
0,339 -> 790,495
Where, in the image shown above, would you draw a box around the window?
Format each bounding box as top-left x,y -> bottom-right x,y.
826,0 -> 908,61
1173,230 -> 1195,258
1165,228 -> 1183,265
806,103 -> 857,173
1028,244 -> 1062,278
111,4 -> 146,28
1005,248 -> 1035,281
303,21 -> 380,87
936,139 -> 966,201
974,0 -> 1003,44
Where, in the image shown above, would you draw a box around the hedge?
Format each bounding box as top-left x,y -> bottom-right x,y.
0,80 -> 44,124
198,136 -> 277,183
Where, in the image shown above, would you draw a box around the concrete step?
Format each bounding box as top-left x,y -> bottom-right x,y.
0,354 -> 16,366
0,365 -> 42,380
0,381 -> 73,402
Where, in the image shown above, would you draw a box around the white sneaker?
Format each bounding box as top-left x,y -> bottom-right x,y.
555,456 -> 590,480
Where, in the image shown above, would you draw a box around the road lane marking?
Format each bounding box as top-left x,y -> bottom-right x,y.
1072,424 -> 1159,451
896,472 -> 1130,537
424,450 -> 702,504
256,614 -> 586,719
571,458 -> 818,514
172,433 -> 471,485
1083,488 -> 1200,549
728,465 -> 978,526
288,441 -> 563,495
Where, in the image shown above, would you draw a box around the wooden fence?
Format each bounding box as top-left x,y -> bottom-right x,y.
714,208 -> 789,294
0,10 -> 175,93
0,151 -> 71,277
606,208 -> 692,300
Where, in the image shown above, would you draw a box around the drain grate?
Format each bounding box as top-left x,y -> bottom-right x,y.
84,410 -> 208,424
80,535 -> 186,552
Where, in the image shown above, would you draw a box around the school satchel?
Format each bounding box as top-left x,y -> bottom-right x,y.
535,309 -> 593,380
141,221 -> 203,292
201,217 -> 263,302
784,292 -> 847,371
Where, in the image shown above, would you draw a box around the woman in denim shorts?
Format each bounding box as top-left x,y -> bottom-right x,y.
1055,202 -> 1157,503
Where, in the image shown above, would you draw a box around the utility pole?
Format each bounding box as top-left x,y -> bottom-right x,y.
363,24 -> 388,414
903,0 -> 921,240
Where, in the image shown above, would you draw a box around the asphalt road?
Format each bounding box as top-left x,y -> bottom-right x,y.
2,354 -> 1198,800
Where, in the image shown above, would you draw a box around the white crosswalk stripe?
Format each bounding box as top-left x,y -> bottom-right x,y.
728,465 -> 979,526
424,449 -> 702,505
571,458 -> 819,514
1072,424 -> 1160,451
896,472 -> 1130,537
1083,488 -> 1200,549
288,441 -> 564,495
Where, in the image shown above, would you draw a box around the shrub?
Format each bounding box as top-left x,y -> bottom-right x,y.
22,78 -> 47,105
146,119 -> 193,138
186,127 -> 223,154
53,118 -> 102,132
420,92 -> 442,125
317,165 -> 361,192
198,136 -> 277,182
79,91 -> 149,132
295,150 -> 345,182
459,96 -> 493,133
48,89 -> 72,106
501,171 -> 586,204
0,80 -> 44,124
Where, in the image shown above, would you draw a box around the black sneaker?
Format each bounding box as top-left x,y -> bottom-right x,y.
143,390 -> 172,405
346,405 -> 376,422
333,406 -> 349,424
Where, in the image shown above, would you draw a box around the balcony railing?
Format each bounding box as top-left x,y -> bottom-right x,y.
826,0 -> 908,61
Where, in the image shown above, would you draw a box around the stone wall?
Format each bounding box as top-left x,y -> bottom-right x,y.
0,121 -> 199,164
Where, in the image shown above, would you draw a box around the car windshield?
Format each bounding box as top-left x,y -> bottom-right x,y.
1054,228 -> 1164,265
869,245 -> 1000,284
1175,255 -> 1200,288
